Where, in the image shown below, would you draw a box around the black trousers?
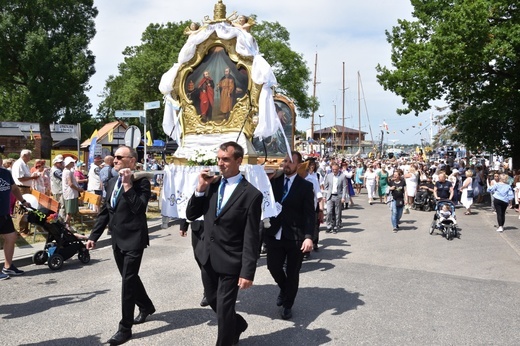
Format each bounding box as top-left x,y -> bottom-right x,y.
266,237 -> 304,309
113,246 -> 154,332
494,198 -> 508,227
201,261 -> 246,346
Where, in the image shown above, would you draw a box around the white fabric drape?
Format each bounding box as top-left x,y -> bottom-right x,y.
161,163 -> 277,220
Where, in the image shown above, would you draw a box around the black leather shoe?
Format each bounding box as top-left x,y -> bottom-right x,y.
133,307 -> 155,324
200,295 -> 209,307
107,330 -> 132,345
276,293 -> 285,307
281,307 -> 292,320
232,320 -> 248,345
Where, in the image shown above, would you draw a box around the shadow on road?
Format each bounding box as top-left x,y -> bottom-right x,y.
0,290 -> 109,319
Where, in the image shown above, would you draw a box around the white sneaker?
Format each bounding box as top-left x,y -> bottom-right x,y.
496,226 -> 504,232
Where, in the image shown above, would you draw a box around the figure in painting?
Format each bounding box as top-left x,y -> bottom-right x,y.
198,71 -> 215,122
218,67 -> 236,117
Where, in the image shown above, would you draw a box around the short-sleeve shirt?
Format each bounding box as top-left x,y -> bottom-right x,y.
0,168 -> 15,216
388,178 -> 406,201
435,180 -> 452,199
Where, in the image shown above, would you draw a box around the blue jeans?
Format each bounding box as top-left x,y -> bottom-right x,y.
390,200 -> 404,229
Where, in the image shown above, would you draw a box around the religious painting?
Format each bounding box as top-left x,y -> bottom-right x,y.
184,46 -> 248,123
252,95 -> 295,157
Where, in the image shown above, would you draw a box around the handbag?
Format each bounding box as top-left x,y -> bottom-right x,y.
466,189 -> 474,198
395,199 -> 405,207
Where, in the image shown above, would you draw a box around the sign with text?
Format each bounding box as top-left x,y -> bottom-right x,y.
144,101 -> 161,110
115,110 -> 144,118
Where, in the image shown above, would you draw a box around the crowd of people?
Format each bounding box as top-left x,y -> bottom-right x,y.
309,154 -> 519,234
2,144 -> 519,346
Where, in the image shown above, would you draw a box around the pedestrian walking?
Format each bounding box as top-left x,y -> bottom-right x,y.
87,146 -> 155,346
487,173 -> 514,232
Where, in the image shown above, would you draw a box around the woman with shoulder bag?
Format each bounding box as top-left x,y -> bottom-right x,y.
460,170 -> 474,215
388,169 -> 406,233
487,173 -> 515,232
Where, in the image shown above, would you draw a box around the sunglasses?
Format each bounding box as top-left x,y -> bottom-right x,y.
114,155 -> 132,160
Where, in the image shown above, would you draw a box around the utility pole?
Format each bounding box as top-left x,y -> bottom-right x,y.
333,102 -> 337,152
311,52 -> 318,152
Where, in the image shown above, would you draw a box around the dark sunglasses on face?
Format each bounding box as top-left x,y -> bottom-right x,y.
114,155 -> 131,160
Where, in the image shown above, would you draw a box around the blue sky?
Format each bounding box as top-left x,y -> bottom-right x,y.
88,0 -> 439,146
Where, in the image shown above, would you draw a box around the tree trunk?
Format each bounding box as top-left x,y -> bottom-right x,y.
39,121 -> 52,160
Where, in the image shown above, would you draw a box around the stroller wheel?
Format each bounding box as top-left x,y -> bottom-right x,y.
424,204 -> 432,212
78,248 -> 91,264
429,220 -> 435,235
48,254 -> 64,270
33,250 -> 48,265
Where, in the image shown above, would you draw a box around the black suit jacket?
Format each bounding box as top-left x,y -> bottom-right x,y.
89,176 -> 151,251
265,174 -> 315,241
186,176 -> 262,281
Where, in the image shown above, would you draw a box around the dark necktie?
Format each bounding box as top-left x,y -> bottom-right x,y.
111,176 -> 122,208
284,177 -> 289,195
216,177 -> 228,216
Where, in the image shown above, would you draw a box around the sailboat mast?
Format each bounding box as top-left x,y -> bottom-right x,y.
358,71 -> 361,150
341,62 -> 345,152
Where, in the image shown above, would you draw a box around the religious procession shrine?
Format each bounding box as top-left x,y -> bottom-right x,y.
157,0 -> 290,220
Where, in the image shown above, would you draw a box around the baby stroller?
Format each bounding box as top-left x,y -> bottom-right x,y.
413,189 -> 436,211
429,199 -> 460,240
22,206 -> 90,270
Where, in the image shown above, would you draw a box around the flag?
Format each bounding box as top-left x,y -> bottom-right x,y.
383,121 -> 389,131
30,127 -> 34,140
90,129 -> 98,140
146,131 -> 153,146
108,129 -> 114,142
331,127 -> 337,134
89,136 -> 97,170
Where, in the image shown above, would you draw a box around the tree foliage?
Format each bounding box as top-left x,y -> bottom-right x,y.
251,20 -> 313,118
98,18 -> 313,140
0,0 -> 98,158
97,21 -> 189,139
376,0 -> 520,160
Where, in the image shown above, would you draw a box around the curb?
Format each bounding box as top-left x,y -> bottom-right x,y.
11,217 -> 183,269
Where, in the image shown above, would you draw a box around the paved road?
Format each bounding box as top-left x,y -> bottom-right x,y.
2,194 -> 520,345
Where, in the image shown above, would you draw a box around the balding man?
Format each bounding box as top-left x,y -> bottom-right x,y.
99,155 -> 116,195
11,149 -> 36,193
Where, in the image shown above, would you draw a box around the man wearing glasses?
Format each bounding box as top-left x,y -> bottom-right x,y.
87,146 -> 155,345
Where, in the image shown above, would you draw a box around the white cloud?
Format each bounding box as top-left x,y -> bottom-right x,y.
88,0 -> 435,145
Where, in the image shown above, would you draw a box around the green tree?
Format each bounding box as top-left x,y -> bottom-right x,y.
251,20 -> 313,117
98,19 -> 313,141
376,0 -> 520,164
97,22 -> 189,140
0,1 -> 97,158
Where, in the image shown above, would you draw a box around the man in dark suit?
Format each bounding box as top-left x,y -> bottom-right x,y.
264,151 -> 315,320
87,145 -> 155,346
179,219 -> 209,307
186,141 -> 262,346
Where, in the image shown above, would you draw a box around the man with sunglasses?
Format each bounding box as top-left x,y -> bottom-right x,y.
87,146 -> 155,345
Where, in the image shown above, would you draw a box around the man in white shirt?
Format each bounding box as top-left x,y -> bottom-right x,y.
11,149 -> 36,191
87,155 -> 103,196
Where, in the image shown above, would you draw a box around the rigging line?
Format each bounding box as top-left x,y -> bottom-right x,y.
358,72 -> 374,143
414,124 -> 430,136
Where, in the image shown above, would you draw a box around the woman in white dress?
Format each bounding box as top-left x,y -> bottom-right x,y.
404,164 -> 419,212
460,169 -> 474,215
364,165 -> 377,205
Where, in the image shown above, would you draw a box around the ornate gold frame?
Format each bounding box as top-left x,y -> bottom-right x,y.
172,32 -> 262,138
